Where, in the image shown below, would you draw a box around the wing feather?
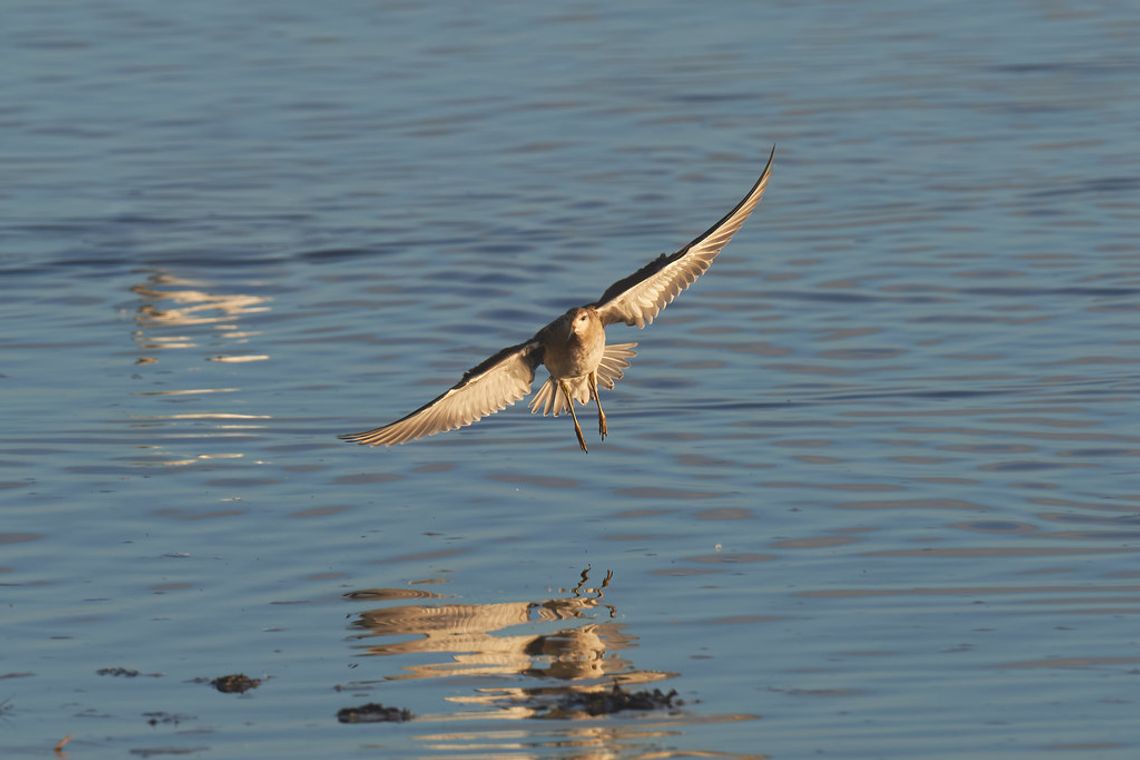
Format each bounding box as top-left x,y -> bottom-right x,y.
340,340 -> 544,446
593,147 -> 775,328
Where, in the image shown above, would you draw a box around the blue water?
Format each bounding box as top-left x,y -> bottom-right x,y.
3,1 -> 1140,757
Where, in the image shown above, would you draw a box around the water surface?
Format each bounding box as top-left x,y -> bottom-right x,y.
3,1 -> 1139,757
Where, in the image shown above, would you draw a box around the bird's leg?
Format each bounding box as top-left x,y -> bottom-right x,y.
558,379 -> 589,453
588,371 -> 607,440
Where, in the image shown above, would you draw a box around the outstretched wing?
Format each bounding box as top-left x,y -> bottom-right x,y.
340,340 -> 544,446
593,146 -> 775,328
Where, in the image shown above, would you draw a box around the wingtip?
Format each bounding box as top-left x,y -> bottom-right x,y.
338,431 -> 372,445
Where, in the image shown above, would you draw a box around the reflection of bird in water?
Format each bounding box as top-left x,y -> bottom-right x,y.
353,568 -> 629,682
341,148 -> 774,452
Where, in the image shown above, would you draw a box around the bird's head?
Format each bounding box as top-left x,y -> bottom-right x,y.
565,307 -> 595,340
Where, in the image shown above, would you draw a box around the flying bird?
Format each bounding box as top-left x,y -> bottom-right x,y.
341,147 -> 775,452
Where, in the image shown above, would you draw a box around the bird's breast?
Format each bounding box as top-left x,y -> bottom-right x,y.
543,329 -> 606,380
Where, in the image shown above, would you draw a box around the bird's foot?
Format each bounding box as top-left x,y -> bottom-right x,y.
576,432 -> 589,453
572,421 -> 589,453
598,417 -> 607,441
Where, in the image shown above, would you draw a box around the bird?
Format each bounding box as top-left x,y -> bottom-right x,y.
340,147 -> 775,453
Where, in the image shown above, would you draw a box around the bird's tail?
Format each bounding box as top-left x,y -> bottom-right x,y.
529,342 -> 637,417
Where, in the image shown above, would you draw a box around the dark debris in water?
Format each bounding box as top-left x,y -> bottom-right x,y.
333,678 -> 385,692
210,673 -> 262,694
97,667 -> 162,678
336,702 -> 413,723
0,672 -> 34,681
144,711 -> 195,726
534,683 -> 683,718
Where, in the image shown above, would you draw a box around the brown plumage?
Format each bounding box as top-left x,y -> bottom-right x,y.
341,147 -> 775,452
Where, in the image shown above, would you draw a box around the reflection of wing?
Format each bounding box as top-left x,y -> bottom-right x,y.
593,147 -> 775,328
340,340 -> 544,446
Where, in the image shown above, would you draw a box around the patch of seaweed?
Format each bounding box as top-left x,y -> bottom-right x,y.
534,683 -> 683,718
336,702 -> 413,723
211,673 -> 262,694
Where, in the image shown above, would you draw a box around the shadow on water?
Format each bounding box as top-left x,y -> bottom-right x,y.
341,567 -> 759,757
